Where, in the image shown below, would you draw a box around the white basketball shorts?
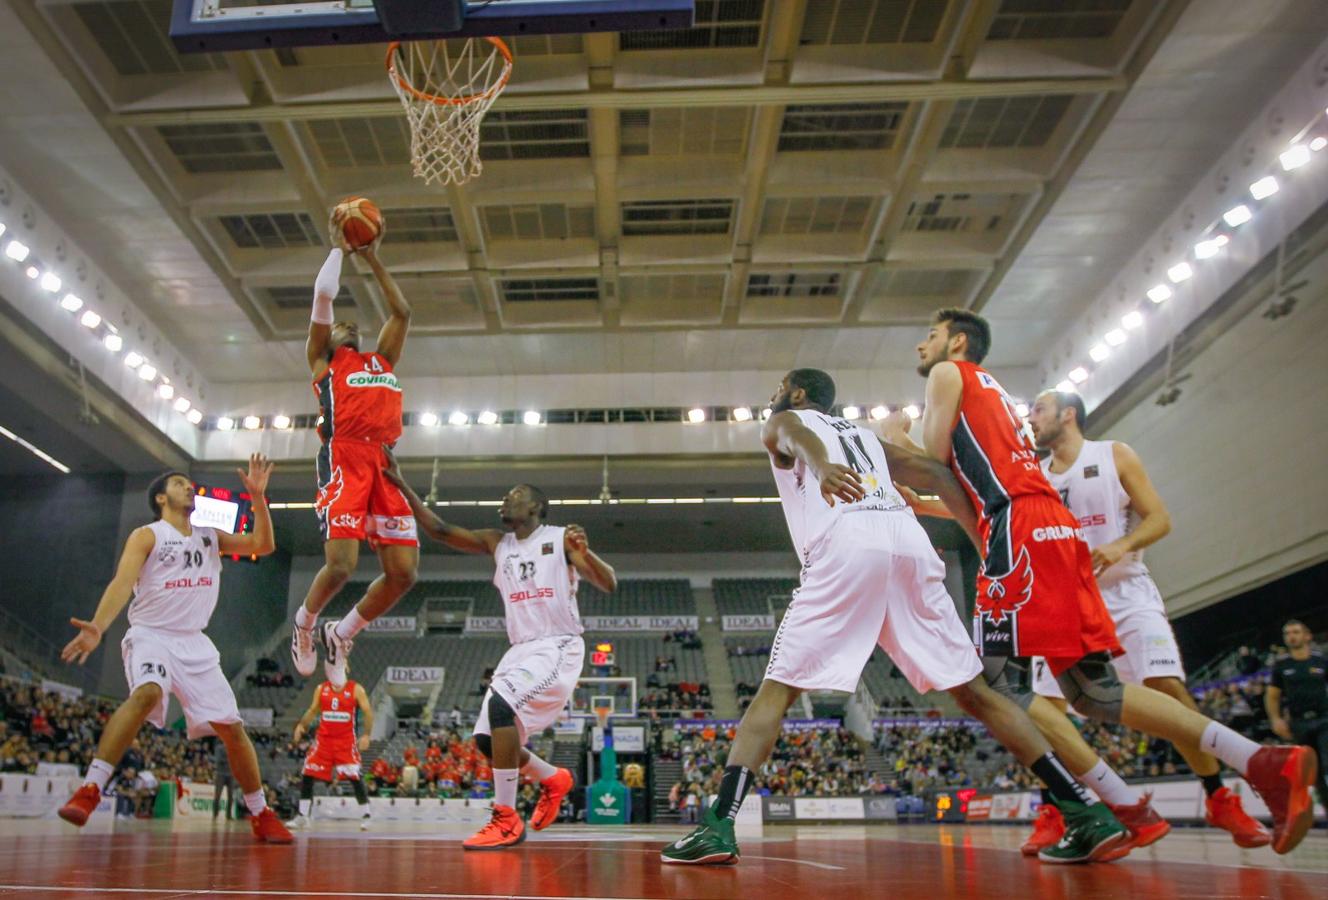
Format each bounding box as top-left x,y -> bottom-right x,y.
1032,574 -> 1184,698
121,625 -> 242,739
475,633 -> 585,742
765,512 -> 981,695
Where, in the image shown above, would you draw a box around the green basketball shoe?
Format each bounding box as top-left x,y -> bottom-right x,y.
1038,799 -> 1131,864
661,807 -> 741,865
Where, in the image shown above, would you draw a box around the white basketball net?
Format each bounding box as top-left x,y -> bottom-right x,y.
386,38 -> 513,187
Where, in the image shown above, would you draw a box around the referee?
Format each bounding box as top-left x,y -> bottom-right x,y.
1265,619 -> 1328,816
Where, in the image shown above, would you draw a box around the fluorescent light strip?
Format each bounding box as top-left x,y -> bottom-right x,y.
271,495 -> 783,509
0,423 -> 71,474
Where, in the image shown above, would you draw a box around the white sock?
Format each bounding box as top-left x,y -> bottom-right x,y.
1081,759 -> 1140,806
521,753 -> 558,782
1201,722 -> 1260,775
335,608 -> 369,642
298,798 -> 311,817
84,758 -> 114,791
294,606 -> 316,631
243,790 -> 267,816
495,768 -> 519,809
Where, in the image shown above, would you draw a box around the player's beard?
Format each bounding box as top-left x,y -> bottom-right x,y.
1032,420 -> 1061,449
769,390 -> 794,414
917,345 -> 948,377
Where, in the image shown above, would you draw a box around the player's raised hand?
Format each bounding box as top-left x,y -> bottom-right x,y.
61,618 -> 102,665
565,524 -> 589,554
238,453 -> 274,497
328,209 -> 353,255
880,409 -> 913,442
816,464 -> 865,507
381,444 -> 406,488
359,734 -> 371,752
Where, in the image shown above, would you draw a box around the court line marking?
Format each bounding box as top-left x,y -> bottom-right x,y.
1,888 -> 647,900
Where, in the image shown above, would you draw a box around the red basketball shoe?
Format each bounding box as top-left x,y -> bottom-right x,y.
1205,786 -> 1272,848
58,783 -> 101,827
1021,803 -> 1064,856
463,805 -> 526,851
1099,793 -> 1170,861
250,808 -> 294,844
1244,746 -> 1317,854
530,768 -> 573,831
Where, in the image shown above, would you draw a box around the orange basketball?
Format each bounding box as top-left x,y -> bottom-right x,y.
331,196 -> 384,250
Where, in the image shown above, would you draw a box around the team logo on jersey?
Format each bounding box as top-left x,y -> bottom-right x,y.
542,542 -> 554,555
1083,465 -> 1099,479
332,513 -> 362,530
345,371 -> 402,391
977,545 -> 1034,625
202,537 -> 211,548
156,543 -> 179,565
316,466 -> 345,514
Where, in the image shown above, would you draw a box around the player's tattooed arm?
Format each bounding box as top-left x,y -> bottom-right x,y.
564,524 -> 617,593
882,441 -> 982,549
762,410 -> 865,506
61,525 -> 156,665
293,686 -> 322,743
363,245 -> 412,367
381,445 -> 501,555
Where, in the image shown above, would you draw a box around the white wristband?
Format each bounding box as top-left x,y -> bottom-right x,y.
311,248 -> 343,324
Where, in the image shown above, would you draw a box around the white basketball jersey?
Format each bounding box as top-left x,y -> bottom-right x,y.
128,519 -> 223,633
492,524 -> 582,644
769,409 -> 910,562
1041,440 -> 1149,590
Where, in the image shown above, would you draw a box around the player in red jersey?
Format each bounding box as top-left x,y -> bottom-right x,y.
888,307 -> 1317,855
291,661 -> 374,830
290,219 -> 418,688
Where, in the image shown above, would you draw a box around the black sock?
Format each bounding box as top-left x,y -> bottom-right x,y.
1040,787 -> 1052,807
1199,773 -> 1224,797
714,765 -> 753,821
1031,753 -> 1095,807
300,775 -> 315,801
352,778 -> 369,805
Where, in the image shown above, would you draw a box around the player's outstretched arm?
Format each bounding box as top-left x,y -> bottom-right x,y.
882,441 -> 981,549
564,525 -> 617,593
218,453 -> 277,558
919,361 -> 963,465
381,446 -> 501,555
1093,442 -> 1172,574
761,410 -> 865,506
362,245 -> 411,367
61,526 -> 156,665
355,683 -> 374,751
293,685 -> 322,743
893,482 -> 954,519
307,247 -> 344,378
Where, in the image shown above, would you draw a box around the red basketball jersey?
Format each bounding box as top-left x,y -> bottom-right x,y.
947,361 -> 1060,549
317,680 -> 359,748
313,346 -> 403,443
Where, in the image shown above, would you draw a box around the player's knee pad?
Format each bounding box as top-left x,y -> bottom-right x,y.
980,655 -> 1035,711
1056,652 -> 1125,723
485,691 -> 518,730
474,732 -> 493,759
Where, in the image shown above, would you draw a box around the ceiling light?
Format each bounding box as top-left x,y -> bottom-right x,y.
186,409 -> 203,425
448,411 -> 469,426
1223,204 -> 1253,227
840,405 -> 860,420
1014,403 -> 1029,418
103,333 -> 122,352
477,410 -> 499,426
1310,137 -> 1327,152
1068,367 -> 1089,384
903,405 -> 921,420
1147,284 -> 1172,304
686,408 -> 706,424
39,272 -> 61,293
1121,311 -> 1144,329
157,383 -> 175,400
1249,176 -> 1279,200
243,415 -> 261,430
760,408 -> 772,421
1167,262 -> 1193,283
0,223 -> 5,238
523,410 -> 542,426
138,363 -> 157,381
25,266 -> 38,279
1194,235 -> 1228,259
174,397 -> 191,414
1055,380 -> 1075,393
868,405 -> 889,421
79,310 -> 101,329
124,351 -> 143,369
4,240 -> 30,261
417,412 -> 439,427
1104,329 -> 1127,347
60,293 -> 83,312
272,414 -> 291,429
1090,344 -> 1110,362
731,406 -> 753,422
216,416 -> 235,431
1279,145 -> 1310,171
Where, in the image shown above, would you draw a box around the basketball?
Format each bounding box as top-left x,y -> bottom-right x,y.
331,196 -> 384,250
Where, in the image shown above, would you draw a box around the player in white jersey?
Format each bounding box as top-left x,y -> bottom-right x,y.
56,456 -> 292,843
1025,390 -> 1270,847
383,450 -> 617,850
664,369 -> 1137,866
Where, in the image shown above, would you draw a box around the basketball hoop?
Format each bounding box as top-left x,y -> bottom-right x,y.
593,701 -> 613,733
385,37 -> 513,186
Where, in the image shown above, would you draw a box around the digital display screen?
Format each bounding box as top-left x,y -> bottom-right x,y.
590,643 -> 615,666
190,484 -> 257,562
